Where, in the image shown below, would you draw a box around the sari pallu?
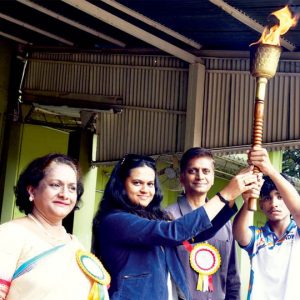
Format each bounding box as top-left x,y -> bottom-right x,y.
0,221 -> 109,300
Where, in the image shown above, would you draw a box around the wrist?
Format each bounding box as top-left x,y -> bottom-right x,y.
216,192 -> 230,205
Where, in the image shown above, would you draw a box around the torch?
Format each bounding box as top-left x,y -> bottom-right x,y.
248,6 -> 297,211
248,44 -> 281,211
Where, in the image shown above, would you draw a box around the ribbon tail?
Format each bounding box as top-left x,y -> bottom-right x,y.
88,282 -> 109,300
208,275 -> 214,292
203,275 -> 209,292
182,240 -> 193,253
197,274 -> 203,291
88,282 -> 100,300
197,274 -> 210,292
99,285 -> 108,300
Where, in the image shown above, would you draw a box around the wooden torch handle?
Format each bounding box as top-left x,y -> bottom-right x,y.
248,166 -> 261,211
248,78 -> 267,211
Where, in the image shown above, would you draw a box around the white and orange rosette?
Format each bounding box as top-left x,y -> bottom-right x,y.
189,243 -> 221,292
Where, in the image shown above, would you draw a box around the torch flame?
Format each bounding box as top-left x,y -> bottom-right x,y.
255,5 -> 298,46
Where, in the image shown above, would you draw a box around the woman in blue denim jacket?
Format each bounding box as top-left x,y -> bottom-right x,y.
92,154 -> 257,300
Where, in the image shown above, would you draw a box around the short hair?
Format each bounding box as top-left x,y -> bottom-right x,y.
260,173 -> 294,199
14,153 -> 84,215
180,147 -> 214,173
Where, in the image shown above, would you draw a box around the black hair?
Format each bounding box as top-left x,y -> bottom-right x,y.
180,147 -> 214,173
260,173 -> 294,199
14,153 -> 84,215
92,154 -> 171,253
94,154 -> 170,220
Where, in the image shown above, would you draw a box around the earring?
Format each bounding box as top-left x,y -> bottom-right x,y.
29,195 -> 34,202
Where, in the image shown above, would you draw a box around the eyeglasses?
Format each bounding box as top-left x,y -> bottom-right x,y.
120,154 -> 156,165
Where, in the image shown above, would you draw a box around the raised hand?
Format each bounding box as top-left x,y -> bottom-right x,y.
220,166 -> 260,202
242,175 -> 264,204
248,146 -> 276,176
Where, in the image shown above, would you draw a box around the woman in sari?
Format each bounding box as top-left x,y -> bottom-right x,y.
0,154 -> 110,300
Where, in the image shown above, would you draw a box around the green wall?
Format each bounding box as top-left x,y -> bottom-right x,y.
0,41 -> 11,158
20,124 -> 68,157
0,123 -> 69,222
13,124 -> 69,218
95,165 -> 113,214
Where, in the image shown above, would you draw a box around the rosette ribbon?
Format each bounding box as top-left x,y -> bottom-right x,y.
76,250 -> 111,300
182,241 -> 221,292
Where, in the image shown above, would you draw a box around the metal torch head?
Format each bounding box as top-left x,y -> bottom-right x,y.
250,44 -> 282,79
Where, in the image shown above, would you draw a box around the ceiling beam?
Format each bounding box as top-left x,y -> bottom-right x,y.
209,0 -> 296,51
100,0 -> 201,50
16,0 -> 125,47
0,11 -> 74,46
0,30 -> 30,44
62,0 -> 199,63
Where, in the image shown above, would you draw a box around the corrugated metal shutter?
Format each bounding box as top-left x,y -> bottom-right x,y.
94,58 -> 188,161
23,52 -> 189,161
22,52 -> 300,157
202,57 -> 300,152
97,109 -> 185,161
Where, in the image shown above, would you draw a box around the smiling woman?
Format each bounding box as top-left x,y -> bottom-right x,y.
92,153 -> 259,300
27,162 -> 79,227
124,166 -> 156,207
0,154 -> 110,300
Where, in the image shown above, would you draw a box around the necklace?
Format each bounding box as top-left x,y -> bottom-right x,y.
28,213 -> 70,244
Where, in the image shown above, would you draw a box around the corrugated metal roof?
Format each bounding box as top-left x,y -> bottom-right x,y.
3,1 -> 300,163
0,0 -> 299,56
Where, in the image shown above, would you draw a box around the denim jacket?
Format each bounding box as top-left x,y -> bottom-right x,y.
96,204 -> 237,300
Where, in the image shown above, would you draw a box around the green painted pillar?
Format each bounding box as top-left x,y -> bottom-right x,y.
0,123 -> 23,223
73,133 -> 98,250
0,41 -> 11,153
269,150 -> 282,172
0,41 -> 14,223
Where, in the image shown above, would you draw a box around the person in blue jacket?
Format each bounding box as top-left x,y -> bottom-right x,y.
92,154 -> 258,300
